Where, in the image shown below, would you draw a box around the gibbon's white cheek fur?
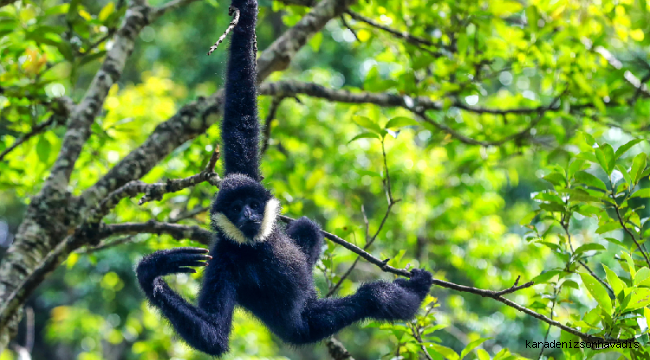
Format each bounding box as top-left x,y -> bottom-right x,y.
211,198 -> 281,244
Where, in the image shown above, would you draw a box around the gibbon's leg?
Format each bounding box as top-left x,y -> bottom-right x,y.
136,248 -> 236,356
277,269 -> 433,344
286,216 -> 323,267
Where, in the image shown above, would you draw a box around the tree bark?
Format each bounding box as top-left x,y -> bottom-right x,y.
0,0 -> 355,351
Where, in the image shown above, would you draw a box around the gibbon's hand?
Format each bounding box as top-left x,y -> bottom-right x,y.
136,247 -> 211,284
394,268 -> 434,298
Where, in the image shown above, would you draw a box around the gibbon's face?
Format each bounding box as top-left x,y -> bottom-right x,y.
227,197 -> 265,238
211,174 -> 280,244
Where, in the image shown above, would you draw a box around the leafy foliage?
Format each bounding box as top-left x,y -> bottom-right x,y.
2,0 -> 650,359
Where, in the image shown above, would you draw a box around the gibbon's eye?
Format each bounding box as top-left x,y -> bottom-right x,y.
250,200 -> 260,210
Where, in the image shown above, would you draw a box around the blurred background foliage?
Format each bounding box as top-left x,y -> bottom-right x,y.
2,0 -> 650,359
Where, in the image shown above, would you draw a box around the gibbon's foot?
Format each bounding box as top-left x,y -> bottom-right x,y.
136,247 -> 211,283
358,269 -> 433,321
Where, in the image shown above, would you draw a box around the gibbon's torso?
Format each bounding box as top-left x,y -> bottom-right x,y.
210,229 -> 315,319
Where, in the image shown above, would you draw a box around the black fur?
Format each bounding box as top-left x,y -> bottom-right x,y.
221,0 -> 261,181
135,0 -> 434,356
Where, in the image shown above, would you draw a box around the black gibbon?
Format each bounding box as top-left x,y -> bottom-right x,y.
135,0 -> 433,355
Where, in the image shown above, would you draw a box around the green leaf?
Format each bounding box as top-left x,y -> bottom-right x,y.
595,147 -> 610,175
631,153 -> 647,184
583,307 -> 601,325
353,116 -> 384,135
559,279 -> 580,290
476,349 -> 490,360
539,202 -> 565,212
579,272 -> 612,315
44,3 -> 70,16
621,252 -> 637,278
348,132 -> 380,143
573,243 -> 606,257
563,188 -> 601,202
574,171 -> 607,191
568,159 -> 586,179
631,188 -> 650,199
355,169 -> 381,178
78,51 -> 107,67
460,338 -> 490,359
309,32 -> 323,52
645,308 -> 650,332
596,222 -> 622,234
519,210 -> 539,225
602,143 -> 616,173
491,1 -> 523,16
636,267 -> 650,286
431,344 -> 459,360
615,164 -> 632,185
531,270 -> 561,284
583,132 -> 596,146
625,288 -> 650,311
98,2 -> 115,22
36,136 -> 51,163
543,171 -> 566,186
385,116 -> 419,130
615,139 -> 643,159
603,264 -> 624,296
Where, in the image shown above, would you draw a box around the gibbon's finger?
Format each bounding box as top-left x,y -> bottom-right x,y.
176,261 -> 209,268
175,267 -> 198,274
166,247 -> 210,254
166,253 -> 213,264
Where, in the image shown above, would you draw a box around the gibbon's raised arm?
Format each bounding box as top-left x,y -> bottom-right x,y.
222,0 -> 261,181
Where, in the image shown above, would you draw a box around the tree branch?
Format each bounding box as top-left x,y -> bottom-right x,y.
345,11 -> 447,56
259,81 -> 565,145
98,221 -> 213,245
0,96 -> 73,162
326,337 -> 355,360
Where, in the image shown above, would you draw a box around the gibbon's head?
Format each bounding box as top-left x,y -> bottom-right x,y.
210,174 -> 280,244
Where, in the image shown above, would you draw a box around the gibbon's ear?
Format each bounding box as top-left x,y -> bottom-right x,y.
211,198 -> 281,244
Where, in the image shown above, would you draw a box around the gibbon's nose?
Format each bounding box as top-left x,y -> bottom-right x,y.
242,205 -> 254,220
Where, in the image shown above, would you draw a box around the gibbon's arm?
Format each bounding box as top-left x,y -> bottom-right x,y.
136,249 -> 236,356
222,0 -> 261,181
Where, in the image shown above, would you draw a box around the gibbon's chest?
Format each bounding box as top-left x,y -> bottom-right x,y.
219,235 -> 310,305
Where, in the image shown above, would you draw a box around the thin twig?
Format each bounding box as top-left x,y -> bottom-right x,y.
204,144 -> 221,172
261,97 -> 285,155
339,14 -> 359,42
410,324 -> 434,360
0,117 -> 56,162
562,213 -> 615,298
613,200 -> 650,267
326,144 -> 399,296
207,7 -> 241,56
538,288 -> 558,360
346,11 -> 445,57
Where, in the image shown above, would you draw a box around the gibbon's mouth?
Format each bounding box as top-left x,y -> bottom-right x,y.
239,221 -> 261,234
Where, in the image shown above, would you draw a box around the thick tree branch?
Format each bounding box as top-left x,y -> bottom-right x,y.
259,81 -> 565,145
82,0 -> 357,210
0,221 -> 211,329
0,0 -> 202,349
259,80 -> 561,115
98,221 -> 213,244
